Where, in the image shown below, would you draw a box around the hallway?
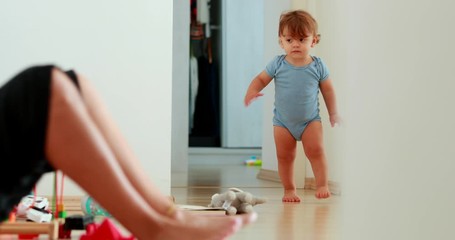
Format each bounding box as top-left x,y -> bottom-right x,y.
171,157 -> 341,240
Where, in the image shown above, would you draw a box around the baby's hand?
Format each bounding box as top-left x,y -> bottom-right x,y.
244,92 -> 264,106
329,114 -> 342,127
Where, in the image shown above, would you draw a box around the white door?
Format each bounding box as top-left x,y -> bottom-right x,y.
222,0 -> 264,147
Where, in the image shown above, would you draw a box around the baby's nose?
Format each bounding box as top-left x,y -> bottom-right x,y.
292,41 -> 301,47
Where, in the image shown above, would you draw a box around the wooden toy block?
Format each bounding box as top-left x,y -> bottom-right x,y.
0,220 -> 59,239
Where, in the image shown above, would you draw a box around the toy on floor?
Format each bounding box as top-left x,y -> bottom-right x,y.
244,156 -> 262,166
58,214 -> 95,239
208,187 -> 267,215
80,218 -> 135,240
0,172 -> 63,239
0,221 -> 59,239
17,195 -> 49,213
25,206 -> 52,223
18,233 -> 39,239
16,195 -> 52,223
81,195 -> 112,217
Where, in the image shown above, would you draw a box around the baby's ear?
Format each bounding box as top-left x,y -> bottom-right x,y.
315,34 -> 321,44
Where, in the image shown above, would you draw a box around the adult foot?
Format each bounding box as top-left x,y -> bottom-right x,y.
282,189 -> 301,203
154,210 -> 258,240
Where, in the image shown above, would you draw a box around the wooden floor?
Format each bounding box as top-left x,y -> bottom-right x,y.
171,162 -> 341,240
0,157 -> 340,240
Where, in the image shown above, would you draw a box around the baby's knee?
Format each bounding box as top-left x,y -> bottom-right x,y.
304,145 -> 324,160
276,152 -> 296,163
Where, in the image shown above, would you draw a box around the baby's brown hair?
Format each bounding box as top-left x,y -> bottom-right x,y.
279,10 -> 320,44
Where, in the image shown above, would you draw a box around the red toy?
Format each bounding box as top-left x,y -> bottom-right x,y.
58,223 -> 72,239
80,218 -> 135,240
18,234 -> 39,240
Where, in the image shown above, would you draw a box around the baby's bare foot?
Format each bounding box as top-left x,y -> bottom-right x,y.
315,186 -> 331,199
282,189 -> 301,203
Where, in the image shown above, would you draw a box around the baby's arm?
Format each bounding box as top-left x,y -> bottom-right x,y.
244,70 -> 273,106
320,78 -> 340,127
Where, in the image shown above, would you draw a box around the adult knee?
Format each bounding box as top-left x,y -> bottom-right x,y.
50,68 -> 82,105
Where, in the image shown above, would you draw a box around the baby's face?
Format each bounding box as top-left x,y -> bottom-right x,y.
279,28 -> 315,59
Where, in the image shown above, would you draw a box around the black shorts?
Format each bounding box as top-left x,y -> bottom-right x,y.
0,65 -> 79,220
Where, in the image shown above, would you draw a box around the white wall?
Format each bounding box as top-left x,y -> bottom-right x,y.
0,1 -> 173,196
340,0 -> 455,239
171,0 -> 189,173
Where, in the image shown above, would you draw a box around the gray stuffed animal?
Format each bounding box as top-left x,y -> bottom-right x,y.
208,187 -> 267,215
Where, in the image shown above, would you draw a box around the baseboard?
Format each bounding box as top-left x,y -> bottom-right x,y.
256,169 -> 282,182
189,147 -> 262,165
189,147 -> 261,155
304,178 -> 341,195
256,169 -> 341,195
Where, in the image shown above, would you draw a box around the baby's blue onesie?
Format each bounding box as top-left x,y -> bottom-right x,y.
265,55 -> 329,140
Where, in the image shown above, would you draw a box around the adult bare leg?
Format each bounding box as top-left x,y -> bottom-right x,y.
45,69 -> 256,239
73,72 -> 174,216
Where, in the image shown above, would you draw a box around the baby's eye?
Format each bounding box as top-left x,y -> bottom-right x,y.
286,39 -> 292,43
300,38 -> 305,42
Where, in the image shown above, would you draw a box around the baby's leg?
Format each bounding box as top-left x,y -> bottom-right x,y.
45,69 -> 256,240
274,126 -> 300,202
301,121 -> 331,199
